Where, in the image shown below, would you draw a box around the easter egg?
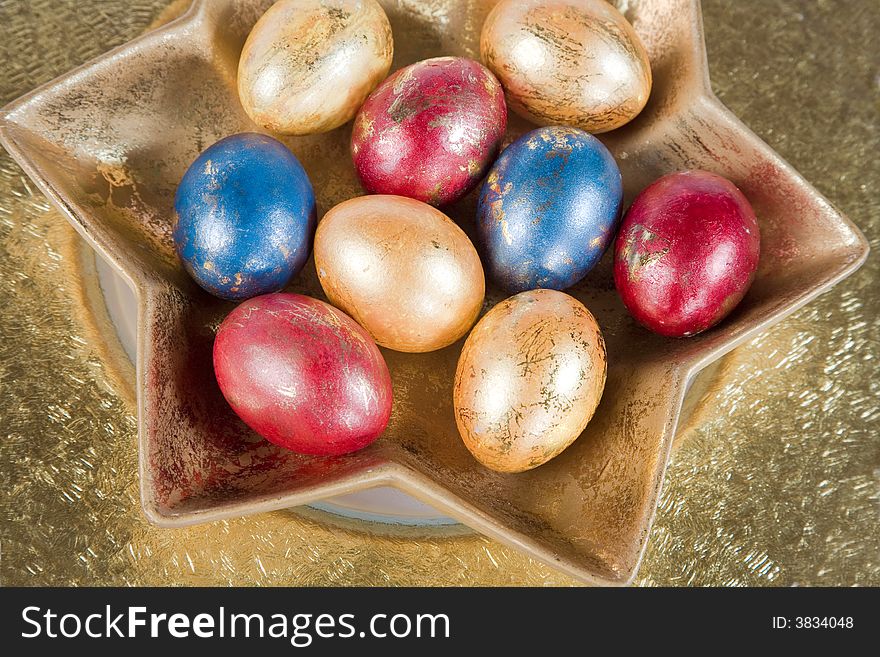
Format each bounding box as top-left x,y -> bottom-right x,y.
314,195 -> 485,352
480,0 -> 652,134
173,133 -> 316,301
613,170 -> 761,337
453,289 -> 606,473
351,56 -> 507,206
238,0 -> 393,135
213,292 -> 392,455
476,126 -> 622,293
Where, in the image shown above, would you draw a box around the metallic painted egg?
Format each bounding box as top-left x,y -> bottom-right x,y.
613,170 -> 761,338
314,195 -> 485,352
480,0 -> 652,134
238,0 -> 393,135
173,133 -> 316,301
453,289 -> 606,473
351,56 -> 507,206
476,126 -> 622,293
213,292 -> 393,455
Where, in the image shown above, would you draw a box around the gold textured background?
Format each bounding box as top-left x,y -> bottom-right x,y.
0,0 -> 877,586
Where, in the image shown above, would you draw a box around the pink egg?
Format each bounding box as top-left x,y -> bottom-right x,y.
613,170 -> 761,337
351,56 -> 507,206
213,293 -> 392,455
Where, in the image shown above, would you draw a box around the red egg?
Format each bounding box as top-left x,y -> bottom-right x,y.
613,170 -> 761,337
351,56 -> 507,206
213,292 -> 392,455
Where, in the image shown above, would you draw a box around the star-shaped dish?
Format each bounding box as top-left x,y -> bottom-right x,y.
0,0 -> 868,585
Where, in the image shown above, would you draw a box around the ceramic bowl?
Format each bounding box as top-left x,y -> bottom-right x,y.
0,0 -> 868,585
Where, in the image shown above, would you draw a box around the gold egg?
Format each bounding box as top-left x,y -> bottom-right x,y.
238,0 -> 393,135
480,0 -> 652,133
453,289 -> 606,473
314,195 -> 485,353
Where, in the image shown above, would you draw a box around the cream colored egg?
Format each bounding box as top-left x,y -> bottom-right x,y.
238,0 -> 393,135
314,195 -> 485,353
453,289 -> 606,473
480,0 -> 652,133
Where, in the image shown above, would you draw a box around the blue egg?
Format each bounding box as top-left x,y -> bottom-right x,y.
173,133 -> 316,300
476,126 -> 622,293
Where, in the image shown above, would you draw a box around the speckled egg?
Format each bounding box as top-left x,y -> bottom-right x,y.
173,133 -> 316,301
476,126 -> 622,293
453,289 -> 606,473
351,56 -> 507,206
480,0 -> 652,133
238,0 -> 393,135
213,292 -> 392,455
314,195 -> 485,352
613,170 -> 761,337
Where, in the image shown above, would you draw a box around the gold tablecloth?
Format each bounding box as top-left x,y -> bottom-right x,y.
0,0 -> 877,586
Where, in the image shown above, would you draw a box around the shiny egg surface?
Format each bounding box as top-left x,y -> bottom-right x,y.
238,0 -> 393,135
613,170 -> 761,337
453,289 -> 606,473
351,56 -> 507,206
173,133 -> 316,301
315,194 -> 485,353
477,126 -> 622,293
213,292 -> 392,455
480,0 -> 652,133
